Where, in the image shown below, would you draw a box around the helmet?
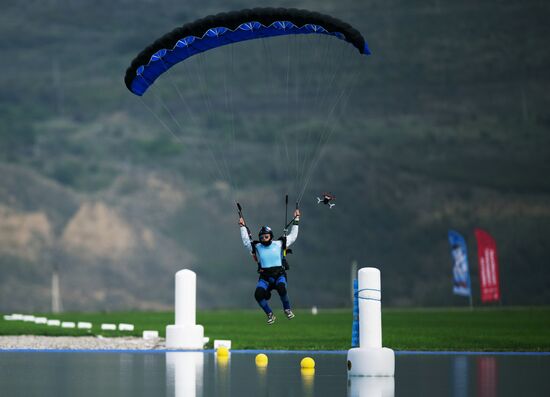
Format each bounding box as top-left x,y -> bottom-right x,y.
258,226 -> 273,239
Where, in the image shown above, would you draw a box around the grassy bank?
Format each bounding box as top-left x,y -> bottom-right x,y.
1,307 -> 549,351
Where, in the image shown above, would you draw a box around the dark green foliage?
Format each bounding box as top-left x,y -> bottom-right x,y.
0,0 -> 549,309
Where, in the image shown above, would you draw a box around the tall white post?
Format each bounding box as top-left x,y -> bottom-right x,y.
175,270 -> 196,326
347,267 -> 394,377
358,267 -> 382,348
166,269 -> 205,349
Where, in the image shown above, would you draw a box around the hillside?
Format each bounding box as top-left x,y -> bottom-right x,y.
0,0 -> 549,311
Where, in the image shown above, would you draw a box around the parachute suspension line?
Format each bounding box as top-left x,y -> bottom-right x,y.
138,96 -> 181,144
157,58 -> 237,195
283,37 -> 296,196
295,35 -> 334,192
137,78 -> 231,190
191,53 -> 235,192
292,34 -> 304,197
296,45 -> 359,204
158,59 -> 200,129
297,89 -> 350,204
295,36 -> 345,198
291,34 -> 305,197
297,63 -> 361,205
260,37 -> 288,196
221,44 -> 239,200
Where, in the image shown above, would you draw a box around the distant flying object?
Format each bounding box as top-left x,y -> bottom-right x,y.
317,193 -> 336,208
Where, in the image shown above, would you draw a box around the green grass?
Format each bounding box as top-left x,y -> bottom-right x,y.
1,307 -> 549,351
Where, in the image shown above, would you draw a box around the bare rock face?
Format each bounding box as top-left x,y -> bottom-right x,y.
0,204 -> 53,261
61,201 -> 155,260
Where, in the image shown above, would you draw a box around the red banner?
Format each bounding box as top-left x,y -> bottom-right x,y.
475,229 -> 501,303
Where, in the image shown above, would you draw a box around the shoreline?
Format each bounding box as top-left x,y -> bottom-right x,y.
0,335 -> 165,350
1,336 -> 549,355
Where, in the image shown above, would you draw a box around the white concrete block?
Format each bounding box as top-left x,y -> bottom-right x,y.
11,314 -> 24,320
213,340 -> 231,350
143,330 -> 159,340
3,315 -> 16,321
47,319 -> 61,326
118,323 -> 134,331
34,317 -> 48,324
77,322 -> 92,329
101,323 -> 116,331
61,321 -> 76,328
22,315 -> 35,322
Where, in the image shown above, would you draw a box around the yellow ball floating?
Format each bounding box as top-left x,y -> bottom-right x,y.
300,357 -> 315,369
255,353 -> 268,367
216,346 -> 229,357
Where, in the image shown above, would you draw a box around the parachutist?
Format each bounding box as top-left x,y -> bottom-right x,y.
317,193 -> 336,208
239,208 -> 300,324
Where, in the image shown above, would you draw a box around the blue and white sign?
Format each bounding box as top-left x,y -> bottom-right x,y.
448,230 -> 472,297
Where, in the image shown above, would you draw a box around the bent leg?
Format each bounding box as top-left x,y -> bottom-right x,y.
254,279 -> 272,315
275,275 -> 291,311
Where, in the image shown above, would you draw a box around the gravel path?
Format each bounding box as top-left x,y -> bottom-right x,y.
0,335 -> 166,350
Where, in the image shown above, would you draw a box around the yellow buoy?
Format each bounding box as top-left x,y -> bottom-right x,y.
300,357 -> 315,369
255,353 -> 268,367
217,346 -> 229,357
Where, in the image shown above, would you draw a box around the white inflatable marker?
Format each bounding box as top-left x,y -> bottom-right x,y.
143,330 -> 159,340
11,314 -> 24,320
47,319 -> 61,326
347,267 -> 395,377
22,315 -> 35,322
101,323 -> 117,331
3,315 -> 16,321
77,322 -> 92,329
34,317 -> 48,324
213,340 -> 232,350
119,323 -> 134,331
61,321 -> 76,328
311,306 -> 318,315
166,269 -> 205,349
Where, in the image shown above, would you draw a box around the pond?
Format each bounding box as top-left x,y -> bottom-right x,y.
1,350 -> 548,396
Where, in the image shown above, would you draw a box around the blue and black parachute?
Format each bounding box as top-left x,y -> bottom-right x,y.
124,7 -> 370,96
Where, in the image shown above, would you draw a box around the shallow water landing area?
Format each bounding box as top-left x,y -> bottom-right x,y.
1,351 -> 549,396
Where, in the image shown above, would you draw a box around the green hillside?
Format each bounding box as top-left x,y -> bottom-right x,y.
0,0 -> 549,311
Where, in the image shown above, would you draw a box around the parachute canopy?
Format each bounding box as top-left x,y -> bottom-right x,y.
124,7 -> 370,96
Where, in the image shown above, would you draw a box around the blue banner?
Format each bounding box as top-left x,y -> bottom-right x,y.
448,230 -> 472,297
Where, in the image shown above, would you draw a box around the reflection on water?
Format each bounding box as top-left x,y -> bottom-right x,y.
348,377 -> 395,397
453,356 -> 468,397
0,351 -> 549,396
166,352 -> 203,397
301,368 -> 315,397
477,357 -> 497,397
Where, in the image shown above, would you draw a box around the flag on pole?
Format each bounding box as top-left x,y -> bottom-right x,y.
474,228 -> 501,303
448,230 -> 472,297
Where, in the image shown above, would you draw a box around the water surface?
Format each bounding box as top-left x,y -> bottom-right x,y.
0,351 -> 548,396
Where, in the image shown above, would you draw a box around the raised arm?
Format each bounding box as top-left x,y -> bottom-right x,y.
239,217 -> 253,252
286,209 -> 300,247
